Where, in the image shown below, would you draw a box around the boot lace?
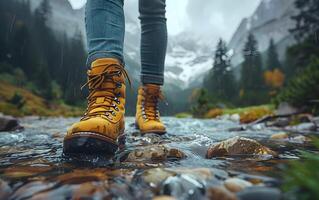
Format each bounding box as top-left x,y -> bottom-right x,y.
81,63 -> 131,120
142,86 -> 165,121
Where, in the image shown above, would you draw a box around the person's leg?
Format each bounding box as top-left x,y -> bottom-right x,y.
135,0 -> 167,135
85,0 -> 125,67
64,0 -> 128,154
139,0 -> 167,85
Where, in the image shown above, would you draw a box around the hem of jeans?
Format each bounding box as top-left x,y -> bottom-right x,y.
86,51 -> 124,68
141,74 -> 164,85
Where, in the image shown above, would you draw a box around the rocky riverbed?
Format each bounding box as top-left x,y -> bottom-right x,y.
0,116 -> 317,199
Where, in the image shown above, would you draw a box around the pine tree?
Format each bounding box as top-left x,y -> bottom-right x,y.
266,38 -> 281,71
203,39 -> 236,102
290,0 -> 319,40
240,33 -> 266,105
241,33 -> 263,90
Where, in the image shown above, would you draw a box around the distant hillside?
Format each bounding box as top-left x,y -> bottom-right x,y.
228,0 -> 298,67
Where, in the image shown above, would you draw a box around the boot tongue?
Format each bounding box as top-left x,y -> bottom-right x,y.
90,58 -> 122,75
144,84 -> 160,96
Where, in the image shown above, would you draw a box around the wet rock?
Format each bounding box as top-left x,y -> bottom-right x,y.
207,186 -> 238,200
142,168 -> 176,185
224,178 -> 253,193
126,145 -> 185,162
237,186 -> 281,200
289,123 -> 317,132
0,115 -> 22,132
276,102 -> 299,115
72,182 -> 110,199
4,166 -> 53,178
142,168 -> 213,186
0,179 -> 12,199
266,118 -> 290,127
206,137 -> 277,159
230,114 -> 240,122
161,174 -> 205,199
270,132 -> 289,140
313,116 -> 319,126
57,169 -> 132,184
168,168 -> 213,180
10,181 -> 55,200
290,135 -> 312,143
153,196 -> 176,200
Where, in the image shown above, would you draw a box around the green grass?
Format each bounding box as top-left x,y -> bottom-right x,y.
0,80 -> 84,117
283,138 -> 319,200
175,112 -> 192,118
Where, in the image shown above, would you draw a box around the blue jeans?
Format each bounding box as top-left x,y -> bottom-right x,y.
85,0 -> 167,85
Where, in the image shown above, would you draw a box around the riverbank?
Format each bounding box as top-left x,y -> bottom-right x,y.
0,116 -> 318,199
0,81 -> 84,117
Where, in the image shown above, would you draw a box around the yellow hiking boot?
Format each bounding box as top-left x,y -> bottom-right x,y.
63,58 -> 130,154
135,84 -> 166,135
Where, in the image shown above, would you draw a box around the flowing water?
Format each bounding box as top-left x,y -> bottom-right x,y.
0,117 -> 314,199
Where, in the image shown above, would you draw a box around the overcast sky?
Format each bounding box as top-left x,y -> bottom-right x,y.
69,0 -> 261,42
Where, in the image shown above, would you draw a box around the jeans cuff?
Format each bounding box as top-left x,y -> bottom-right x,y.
141,74 -> 164,85
86,51 -> 124,68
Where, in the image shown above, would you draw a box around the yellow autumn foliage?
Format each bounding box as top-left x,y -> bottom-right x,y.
264,69 -> 285,89
204,108 -> 224,119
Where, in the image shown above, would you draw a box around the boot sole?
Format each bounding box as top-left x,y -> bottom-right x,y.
63,132 -> 123,155
135,122 -> 167,135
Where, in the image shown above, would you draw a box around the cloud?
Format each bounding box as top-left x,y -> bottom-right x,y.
68,0 -> 261,46
185,0 -> 261,43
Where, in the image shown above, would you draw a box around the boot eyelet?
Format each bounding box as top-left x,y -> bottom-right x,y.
112,111 -> 116,116
114,107 -> 119,111
116,82 -> 122,88
114,97 -> 120,104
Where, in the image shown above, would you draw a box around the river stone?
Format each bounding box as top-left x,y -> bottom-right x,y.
167,168 -> 213,180
126,145 -> 185,162
275,102 -> 299,115
153,196 -> 176,200
207,186 -> 238,200
237,186 -> 281,200
224,178 -> 253,193
142,168 -> 176,185
270,132 -> 289,140
0,179 -> 11,199
290,135 -> 312,143
266,118 -> 290,127
289,123 -> 317,132
142,168 -> 213,186
0,116 -> 22,132
206,136 -> 277,158
160,174 -> 205,199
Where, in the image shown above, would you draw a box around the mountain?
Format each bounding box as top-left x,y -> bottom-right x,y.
228,0 -> 298,67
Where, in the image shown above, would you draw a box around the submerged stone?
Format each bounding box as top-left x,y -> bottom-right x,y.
142,168 -> 213,186
237,186 -> 281,200
207,186 -> 238,200
153,195 -> 176,200
270,132 -> 289,140
224,178 -> 253,193
161,174 -> 205,199
0,179 -> 11,199
0,115 -> 22,132
126,145 -> 185,162
206,136 -> 277,159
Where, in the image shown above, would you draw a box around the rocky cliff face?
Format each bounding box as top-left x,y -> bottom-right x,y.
228,0 -> 298,66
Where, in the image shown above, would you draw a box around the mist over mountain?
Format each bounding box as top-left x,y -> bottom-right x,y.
229,0 -> 298,67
